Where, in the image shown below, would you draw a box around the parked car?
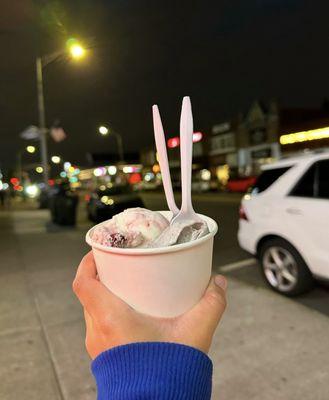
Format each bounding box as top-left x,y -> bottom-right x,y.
226,176 -> 257,192
238,151 -> 329,296
86,184 -> 145,223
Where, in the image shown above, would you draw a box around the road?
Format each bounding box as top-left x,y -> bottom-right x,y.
0,193 -> 328,400
141,191 -> 329,317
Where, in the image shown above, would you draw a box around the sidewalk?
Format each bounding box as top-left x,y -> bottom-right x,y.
0,208 -> 328,400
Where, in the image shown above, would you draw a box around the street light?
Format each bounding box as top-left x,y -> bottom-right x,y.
99,126 -> 109,135
98,125 -> 124,162
70,44 -> 85,59
26,145 -> 36,154
51,155 -> 61,164
36,38 -> 86,187
36,166 -> 43,174
66,38 -> 86,60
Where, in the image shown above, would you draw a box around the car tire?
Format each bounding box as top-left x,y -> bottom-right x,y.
258,238 -> 315,296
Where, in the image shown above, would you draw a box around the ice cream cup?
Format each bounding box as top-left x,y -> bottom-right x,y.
85,211 -> 218,318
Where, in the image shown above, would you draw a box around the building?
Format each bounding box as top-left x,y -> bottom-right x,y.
209,121 -> 237,186
236,100 -> 281,176
211,100 -> 329,182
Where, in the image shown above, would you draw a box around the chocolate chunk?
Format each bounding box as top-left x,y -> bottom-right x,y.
107,233 -> 127,248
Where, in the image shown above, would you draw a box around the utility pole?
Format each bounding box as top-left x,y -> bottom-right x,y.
36,56 -> 49,186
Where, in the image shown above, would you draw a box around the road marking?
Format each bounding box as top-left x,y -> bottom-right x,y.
217,257 -> 256,272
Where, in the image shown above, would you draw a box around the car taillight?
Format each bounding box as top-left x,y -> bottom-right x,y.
239,204 -> 249,221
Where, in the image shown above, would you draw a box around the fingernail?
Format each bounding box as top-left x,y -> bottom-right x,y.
215,275 -> 227,290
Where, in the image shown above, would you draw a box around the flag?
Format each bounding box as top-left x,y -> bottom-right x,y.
50,120 -> 67,142
50,126 -> 67,142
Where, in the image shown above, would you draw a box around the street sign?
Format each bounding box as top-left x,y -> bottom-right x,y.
20,125 -> 40,140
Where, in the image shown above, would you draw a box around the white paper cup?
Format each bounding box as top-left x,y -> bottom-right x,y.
85,211 -> 218,317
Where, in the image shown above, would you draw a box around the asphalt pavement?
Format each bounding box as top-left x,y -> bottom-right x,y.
0,192 -> 328,400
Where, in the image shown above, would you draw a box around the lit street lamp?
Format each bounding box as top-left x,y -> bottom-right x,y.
99,126 -> 109,135
36,38 -> 86,187
51,155 -> 61,164
26,145 -> 36,154
98,125 -> 124,162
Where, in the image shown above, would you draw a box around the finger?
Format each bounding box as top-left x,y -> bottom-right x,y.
183,274 -> 227,334
73,251 -> 131,318
75,251 -> 98,281
84,308 -> 93,329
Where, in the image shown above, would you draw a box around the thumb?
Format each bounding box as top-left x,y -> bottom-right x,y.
183,275 -> 227,335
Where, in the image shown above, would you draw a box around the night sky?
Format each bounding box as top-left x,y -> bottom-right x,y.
1,0 -> 329,172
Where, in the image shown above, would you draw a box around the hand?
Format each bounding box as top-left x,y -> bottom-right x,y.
73,251 -> 227,359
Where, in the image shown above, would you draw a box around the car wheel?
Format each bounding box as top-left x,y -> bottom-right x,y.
259,238 -> 314,296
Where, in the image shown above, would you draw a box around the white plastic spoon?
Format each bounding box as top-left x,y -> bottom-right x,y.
152,105 -> 179,216
150,97 -> 208,247
171,96 -> 204,226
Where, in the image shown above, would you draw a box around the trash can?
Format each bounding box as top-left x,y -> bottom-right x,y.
49,183 -> 79,226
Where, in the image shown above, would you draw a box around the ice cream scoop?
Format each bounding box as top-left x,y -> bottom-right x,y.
91,208 -> 169,248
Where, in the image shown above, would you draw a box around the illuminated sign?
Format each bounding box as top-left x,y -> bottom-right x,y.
280,126 -> 329,145
167,132 -> 203,148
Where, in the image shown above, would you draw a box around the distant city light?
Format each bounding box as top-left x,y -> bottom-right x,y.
193,132 -> 203,143
280,126 -> 329,145
100,196 -> 114,205
93,167 -> 106,177
36,166 -> 43,173
64,162 -> 71,171
108,165 -> 117,175
60,171 -> 67,178
167,137 -> 180,148
99,185 -> 106,191
2,183 -> 9,190
68,166 -> 75,173
123,166 -> 134,173
26,145 -> 36,154
51,155 -> 61,164
129,173 -> 142,184
200,169 -> 211,181
152,164 -> 160,174
48,179 -> 55,186
167,132 -> 203,148
10,177 -> 19,185
99,126 -> 109,135
144,172 -> 155,182
0,181 -> 2,190
25,184 -> 39,198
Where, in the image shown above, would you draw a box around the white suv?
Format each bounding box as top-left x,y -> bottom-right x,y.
238,151 -> 329,295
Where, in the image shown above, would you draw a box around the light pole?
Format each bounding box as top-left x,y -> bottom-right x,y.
35,39 -> 86,187
36,56 -> 48,186
98,125 -> 124,162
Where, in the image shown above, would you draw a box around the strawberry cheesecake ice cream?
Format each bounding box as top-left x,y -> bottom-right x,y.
91,208 -> 169,248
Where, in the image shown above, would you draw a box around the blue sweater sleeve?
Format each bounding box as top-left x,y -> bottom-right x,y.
91,342 -> 213,400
